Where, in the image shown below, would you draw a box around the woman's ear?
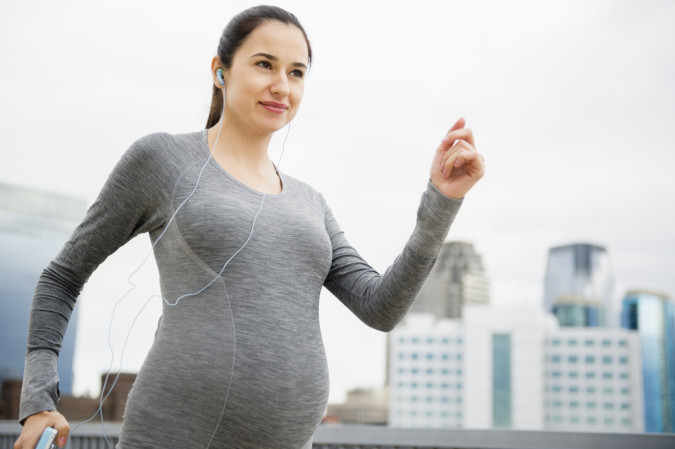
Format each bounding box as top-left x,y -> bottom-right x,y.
211,56 -> 225,90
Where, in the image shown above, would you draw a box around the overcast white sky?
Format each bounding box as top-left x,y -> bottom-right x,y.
2,0 -> 674,403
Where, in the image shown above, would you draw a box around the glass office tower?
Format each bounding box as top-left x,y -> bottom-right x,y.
544,243 -> 614,326
621,290 -> 675,433
0,182 -> 87,395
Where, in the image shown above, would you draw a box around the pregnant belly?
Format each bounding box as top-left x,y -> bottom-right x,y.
120,315 -> 329,448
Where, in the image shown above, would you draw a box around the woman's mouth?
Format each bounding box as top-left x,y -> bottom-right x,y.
259,101 -> 288,114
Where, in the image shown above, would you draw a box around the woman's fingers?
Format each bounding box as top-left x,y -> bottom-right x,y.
14,411 -> 70,449
442,143 -> 483,178
442,127 -> 475,149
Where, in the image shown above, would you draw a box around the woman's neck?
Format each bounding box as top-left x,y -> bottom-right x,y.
207,119 -> 282,194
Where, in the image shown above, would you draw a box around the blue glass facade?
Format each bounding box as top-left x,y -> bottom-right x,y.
621,291 -> 675,433
553,301 -> 606,327
544,243 -> 614,326
0,183 -> 86,395
493,334 -> 511,428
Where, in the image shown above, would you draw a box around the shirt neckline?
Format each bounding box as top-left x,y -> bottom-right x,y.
199,129 -> 288,199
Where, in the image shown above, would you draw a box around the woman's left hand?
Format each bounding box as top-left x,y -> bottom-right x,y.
430,117 -> 485,199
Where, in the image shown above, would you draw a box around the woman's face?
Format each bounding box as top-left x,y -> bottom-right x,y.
220,20 -> 309,136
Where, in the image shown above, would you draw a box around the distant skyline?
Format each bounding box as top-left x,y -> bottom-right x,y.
1,0 -> 674,402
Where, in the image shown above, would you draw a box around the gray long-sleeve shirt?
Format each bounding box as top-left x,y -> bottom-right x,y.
20,130 -> 462,448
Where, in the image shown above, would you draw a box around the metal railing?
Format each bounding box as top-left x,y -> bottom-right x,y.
1,421 -> 674,449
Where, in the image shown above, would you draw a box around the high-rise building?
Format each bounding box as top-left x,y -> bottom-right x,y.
0,182 -> 87,395
410,241 -> 489,320
553,295 -> 606,327
544,243 -> 614,326
390,308 -> 644,432
390,307 -> 556,430
544,328 -> 643,432
621,290 -> 675,433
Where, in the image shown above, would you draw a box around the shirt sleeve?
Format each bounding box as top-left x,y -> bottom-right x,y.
19,135 -> 172,423
322,180 -> 463,332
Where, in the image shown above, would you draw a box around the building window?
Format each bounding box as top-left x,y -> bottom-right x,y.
411,353 -> 419,360
441,383 -> 449,389
568,355 -> 578,363
585,372 -> 596,379
622,418 -> 631,426
457,368 -> 463,375
553,415 -> 562,423
586,386 -> 596,394
412,338 -> 419,344
441,353 -> 449,361
567,339 -> 578,346
411,382 -> 419,388
427,338 -> 434,344
569,386 -> 579,394
426,368 -> 434,375
426,382 -> 433,389
585,355 -> 595,364
620,387 -> 629,395
426,396 -> 434,403
604,402 -> 614,410
551,385 -> 562,393
551,371 -> 562,378
619,356 -> 628,364
586,401 -> 596,409
602,356 -> 612,364
441,369 -> 449,375
412,368 -> 419,374
604,417 -> 614,425
569,401 -> 579,409
621,403 -> 630,410
587,416 -> 597,425
427,353 -> 434,360
552,400 -> 562,408
619,340 -> 627,347
398,337 -> 406,344
602,339 -> 612,347
603,387 -> 614,395
602,372 -> 613,379
551,355 -> 561,363
569,371 -> 579,379
620,372 -> 629,380
585,339 -> 595,347
551,339 -> 561,346
570,416 -> 580,424
493,334 -> 512,428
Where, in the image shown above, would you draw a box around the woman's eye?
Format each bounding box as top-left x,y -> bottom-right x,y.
290,69 -> 305,79
256,60 -> 272,69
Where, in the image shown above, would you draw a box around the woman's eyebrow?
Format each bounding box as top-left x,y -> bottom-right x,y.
250,52 -> 307,69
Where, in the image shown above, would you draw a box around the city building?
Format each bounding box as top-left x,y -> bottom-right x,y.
389,315 -> 465,428
543,243 -> 615,326
0,182 -> 87,395
390,308 -> 645,433
544,328 -> 643,432
410,241 -> 489,320
621,290 -> 675,433
553,295 -> 606,327
390,308 -> 556,430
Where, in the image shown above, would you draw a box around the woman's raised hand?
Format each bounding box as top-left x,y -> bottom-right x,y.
14,410 -> 69,449
430,117 -> 485,199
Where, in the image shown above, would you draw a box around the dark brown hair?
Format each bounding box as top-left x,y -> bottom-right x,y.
205,5 -> 312,128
